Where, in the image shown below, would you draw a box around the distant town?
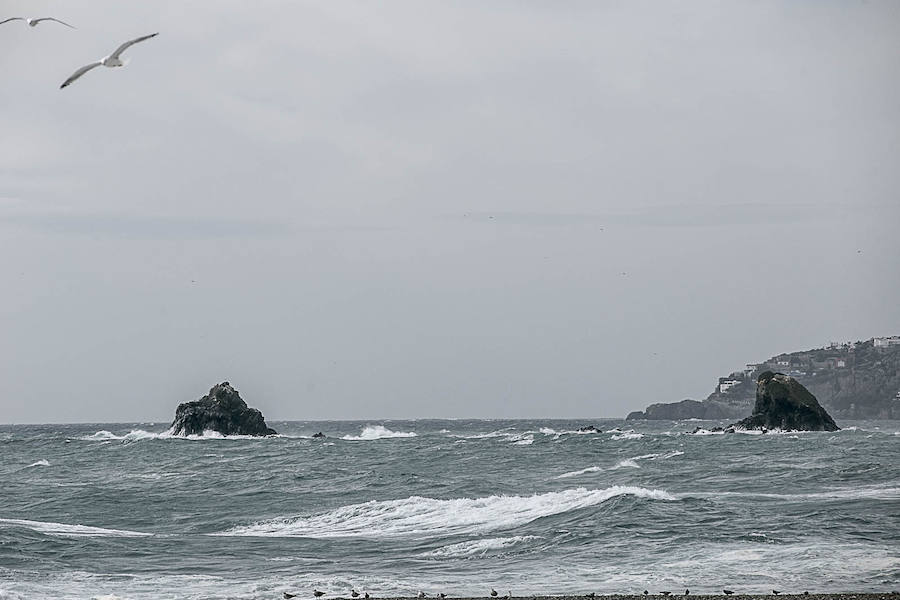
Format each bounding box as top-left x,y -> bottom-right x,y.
629,336 -> 900,420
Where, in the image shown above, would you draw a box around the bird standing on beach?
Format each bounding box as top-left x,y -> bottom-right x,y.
0,16 -> 75,28
417,592 -> 426,599
351,591 -> 360,598
661,592 -> 671,597
491,590 -> 498,598
60,32 -> 158,89
723,591 -> 734,596
314,590 -> 325,598
364,594 -> 369,599
437,594 -> 446,599
283,594 -> 297,600
685,591 -> 690,596
772,592 -> 780,596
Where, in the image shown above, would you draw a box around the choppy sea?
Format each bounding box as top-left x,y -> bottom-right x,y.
1,419 -> 898,600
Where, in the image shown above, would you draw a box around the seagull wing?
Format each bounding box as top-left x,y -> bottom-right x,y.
33,17 -> 76,28
60,61 -> 102,89
0,17 -> 25,25
110,32 -> 158,60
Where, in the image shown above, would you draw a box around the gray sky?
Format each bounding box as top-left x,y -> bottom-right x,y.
1,1 -> 898,423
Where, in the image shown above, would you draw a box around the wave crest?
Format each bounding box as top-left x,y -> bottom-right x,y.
0,518 -> 151,538
214,486 -> 675,539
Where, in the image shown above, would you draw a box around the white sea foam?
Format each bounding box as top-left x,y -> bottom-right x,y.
341,425 -> 417,440
0,518 -> 152,538
420,535 -> 540,557
214,485 -> 675,539
26,459 -> 49,468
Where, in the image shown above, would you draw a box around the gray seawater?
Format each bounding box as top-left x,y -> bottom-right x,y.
1,419 -> 898,600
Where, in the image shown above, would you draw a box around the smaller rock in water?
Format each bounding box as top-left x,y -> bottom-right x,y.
169,382 -> 276,436
731,371 -> 839,432
577,425 -> 602,433
312,431 -> 326,439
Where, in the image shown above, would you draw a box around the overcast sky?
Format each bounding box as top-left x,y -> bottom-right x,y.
1,1 -> 898,423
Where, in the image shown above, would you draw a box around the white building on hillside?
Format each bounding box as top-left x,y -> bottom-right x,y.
874,336 -> 900,348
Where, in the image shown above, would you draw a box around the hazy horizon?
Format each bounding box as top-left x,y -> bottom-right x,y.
2,1 -> 899,424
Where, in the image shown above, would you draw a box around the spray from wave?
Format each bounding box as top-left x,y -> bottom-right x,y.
214,486 -> 675,538
341,425 -> 417,441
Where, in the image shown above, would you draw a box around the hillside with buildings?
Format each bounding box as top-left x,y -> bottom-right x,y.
627,336 -> 900,421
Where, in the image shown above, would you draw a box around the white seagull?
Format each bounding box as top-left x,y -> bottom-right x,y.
60,32 -> 158,89
1,16 -> 75,28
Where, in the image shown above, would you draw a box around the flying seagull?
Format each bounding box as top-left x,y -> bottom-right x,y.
1,17 -> 75,28
60,32 -> 158,89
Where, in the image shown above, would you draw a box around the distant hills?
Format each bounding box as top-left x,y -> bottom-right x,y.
627,336 -> 900,421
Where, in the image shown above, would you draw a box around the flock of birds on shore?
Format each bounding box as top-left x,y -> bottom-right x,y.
280,589 -> 816,599
1,14 -> 157,88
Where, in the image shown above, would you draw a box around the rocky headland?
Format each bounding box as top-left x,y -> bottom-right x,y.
627,336 -> 900,421
169,382 -> 276,436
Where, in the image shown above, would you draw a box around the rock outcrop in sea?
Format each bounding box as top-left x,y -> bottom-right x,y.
169,382 -> 276,436
626,398 -> 742,421
731,371 -> 839,432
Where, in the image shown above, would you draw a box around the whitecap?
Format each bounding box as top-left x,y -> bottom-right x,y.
0,518 -> 152,538
213,485 -> 675,539
341,425 -> 417,441
420,535 -> 540,557
555,466 -> 603,479
611,432 -> 644,440
26,459 -> 50,468
609,459 -> 640,470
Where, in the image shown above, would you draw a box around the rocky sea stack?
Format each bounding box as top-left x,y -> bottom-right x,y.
732,371 -> 839,432
169,382 -> 276,436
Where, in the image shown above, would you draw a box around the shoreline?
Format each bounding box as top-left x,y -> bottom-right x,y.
320,591 -> 900,600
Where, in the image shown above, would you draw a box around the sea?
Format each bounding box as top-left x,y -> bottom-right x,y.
1,419 -> 898,600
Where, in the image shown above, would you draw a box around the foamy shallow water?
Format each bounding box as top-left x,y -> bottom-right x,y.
1,419 -> 898,599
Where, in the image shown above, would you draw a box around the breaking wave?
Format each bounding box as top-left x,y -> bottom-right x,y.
25,459 -> 49,468
0,518 -> 152,538
340,425 -> 417,441
77,429 -> 274,442
214,486 -> 675,539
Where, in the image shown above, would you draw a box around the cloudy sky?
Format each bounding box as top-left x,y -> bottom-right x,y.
1,1 -> 898,423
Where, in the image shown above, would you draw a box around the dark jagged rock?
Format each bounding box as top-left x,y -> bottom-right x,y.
577,425 -> 601,433
731,372 -> 839,432
169,382 -> 276,436
312,431 -> 326,439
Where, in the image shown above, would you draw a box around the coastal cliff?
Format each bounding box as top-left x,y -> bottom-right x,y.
627,336 -> 900,421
